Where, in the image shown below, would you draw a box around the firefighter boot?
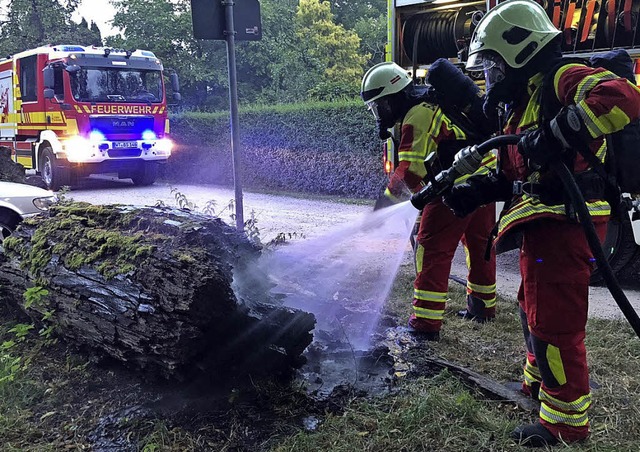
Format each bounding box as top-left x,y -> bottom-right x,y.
504,381 -> 540,401
405,318 -> 440,341
511,422 -> 559,448
457,295 -> 495,323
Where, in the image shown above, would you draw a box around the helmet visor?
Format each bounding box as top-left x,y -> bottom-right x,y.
366,98 -> 392,121
468,52 -> 507,90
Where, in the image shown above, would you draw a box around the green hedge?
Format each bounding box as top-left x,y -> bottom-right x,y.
165,101 -> 388,199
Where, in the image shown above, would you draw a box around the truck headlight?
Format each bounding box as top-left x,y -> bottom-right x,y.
64,136 -> 91,160
155,138 -> 173,154
33,195 -> 57,211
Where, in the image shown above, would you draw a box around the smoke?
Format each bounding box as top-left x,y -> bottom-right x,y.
252,201 -> 418,351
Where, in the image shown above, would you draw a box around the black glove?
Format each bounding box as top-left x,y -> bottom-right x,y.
442,172 -> 512,218
377,120 -> 392,140
518,105 -> 589,169
517,126 -> 562,169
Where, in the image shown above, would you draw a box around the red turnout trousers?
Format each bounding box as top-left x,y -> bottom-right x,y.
409,199 -> 497,332
518,219 -> 607,442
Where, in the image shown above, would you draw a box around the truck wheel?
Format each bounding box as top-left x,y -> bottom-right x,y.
131,163 -> 159,186
40,146 -> 70,191
0,209 -> 21,248
590,216 -> 639,285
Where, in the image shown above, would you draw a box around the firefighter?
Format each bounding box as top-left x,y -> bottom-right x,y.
361,60 -> 498,342
443,0 -> 640,446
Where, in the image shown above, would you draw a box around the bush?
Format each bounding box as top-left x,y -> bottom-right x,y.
166,101 -> 388,199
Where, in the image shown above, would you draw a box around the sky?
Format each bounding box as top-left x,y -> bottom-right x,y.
73,0 -> 118,37
0,0 -> 119,38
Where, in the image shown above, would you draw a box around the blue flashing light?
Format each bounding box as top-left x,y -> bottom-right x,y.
142,130 -> 157,141
536,258 -> 544,263
55,45 -> 86,52
89,130 -> 106,142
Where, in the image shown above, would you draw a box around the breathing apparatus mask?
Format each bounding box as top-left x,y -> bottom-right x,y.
366,96 -> 400,140
468,51 -> 522,117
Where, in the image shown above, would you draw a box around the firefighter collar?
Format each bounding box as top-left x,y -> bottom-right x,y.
527,72 -> 545,97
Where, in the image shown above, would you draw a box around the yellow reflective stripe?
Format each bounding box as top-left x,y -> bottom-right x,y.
540,403 -> 589,427
415,244 -> 424,274
520,90 -> 542,128
539,389 -> 592,412
413,289 -> 447,302
546,344 -> 567,385
553,64 -> 583,96
383,188 -> 401,203
481,151 -> 498,166
427,108 -> 446,136
573,71 -> 618,104
413,306 -> 444,320
576,101 -> 604,137
595,140 -> 606,161
454,153 -> 496,184
398,150 -> 425,162
455,165 -> 489,184
442,114 -> 466,140
577,98 -> 632,138
499,197 -> 611,233
464,243 -> 471,269
525,359 -> 541,380
524,372 -> 539,387
597,105 -> 631,134
466,281 -> 496,294
480,297 -> 496,308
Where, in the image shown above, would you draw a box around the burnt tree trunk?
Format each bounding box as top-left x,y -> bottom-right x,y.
0,203 -> 315,379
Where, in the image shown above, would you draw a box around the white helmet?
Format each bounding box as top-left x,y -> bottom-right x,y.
361,62 -> 411,104
466,0 -> 561,71
361,62 -> 412,121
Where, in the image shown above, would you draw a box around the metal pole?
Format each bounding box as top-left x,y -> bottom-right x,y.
223,0 -> 244,231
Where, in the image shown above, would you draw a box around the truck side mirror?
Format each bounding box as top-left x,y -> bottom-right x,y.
170,72 -> 180,93
169,73 -> 181,102
43,88 -> 55,99
43,67 -> 55,89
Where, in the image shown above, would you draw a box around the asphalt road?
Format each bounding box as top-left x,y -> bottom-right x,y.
69,175 -> 640,321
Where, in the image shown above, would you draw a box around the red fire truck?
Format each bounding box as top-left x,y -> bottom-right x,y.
1,44 -> 180,190
386,0 -> 640,281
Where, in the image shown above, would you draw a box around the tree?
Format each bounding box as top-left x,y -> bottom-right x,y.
294,0 -> 369,100
108,0 -> 231,110
353,13 -> 387,66
0,0 -> 101,57
330,0 -> 386,30
330,0 -> 387,67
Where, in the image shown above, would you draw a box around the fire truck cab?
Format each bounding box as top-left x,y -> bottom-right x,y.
1,44 -> 180,190
387,0 -> 640,282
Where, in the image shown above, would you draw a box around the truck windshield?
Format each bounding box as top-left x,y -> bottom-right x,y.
69,68 -> 162,103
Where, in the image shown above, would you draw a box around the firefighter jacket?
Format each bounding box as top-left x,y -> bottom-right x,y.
385,102 -> 495,200
497,64 -> 640,244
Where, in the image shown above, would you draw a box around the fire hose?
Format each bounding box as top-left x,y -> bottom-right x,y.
410,134 -> 640,339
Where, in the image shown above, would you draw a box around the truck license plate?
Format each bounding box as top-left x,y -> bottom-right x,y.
113,141 -> 138,149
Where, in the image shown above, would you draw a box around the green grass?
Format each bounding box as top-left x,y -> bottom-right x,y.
271,261 -> 640,451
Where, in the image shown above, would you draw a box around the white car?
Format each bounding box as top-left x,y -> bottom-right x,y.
0,181 -> 57,245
